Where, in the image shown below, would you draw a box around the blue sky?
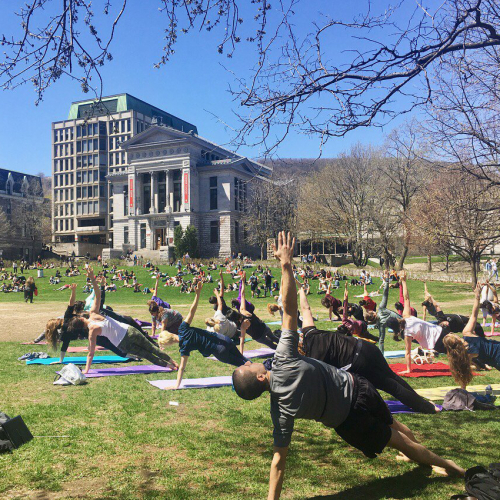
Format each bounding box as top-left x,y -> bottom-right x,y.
0,1 -> 419,176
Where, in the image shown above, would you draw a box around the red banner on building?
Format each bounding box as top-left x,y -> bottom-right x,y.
129,179 -> 134,208
183,171 -> 189,204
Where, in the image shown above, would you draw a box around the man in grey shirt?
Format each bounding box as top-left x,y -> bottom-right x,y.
233,232 -> 464,500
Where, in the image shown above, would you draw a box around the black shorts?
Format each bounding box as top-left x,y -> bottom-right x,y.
335,375 -> 393,458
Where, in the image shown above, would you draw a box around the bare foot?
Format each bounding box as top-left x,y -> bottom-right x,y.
431,465 -> 449,476
396,452 -> 411,463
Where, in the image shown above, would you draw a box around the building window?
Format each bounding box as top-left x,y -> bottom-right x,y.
234,177 -> 247,212
209,176 -> 218,210
124,226 -> 129,244
235,220 -> 239,243
140,223 -> 147,249
173,170 -> 182,212
210,220 -> 219,244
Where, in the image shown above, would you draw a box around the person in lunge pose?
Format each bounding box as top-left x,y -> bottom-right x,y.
66,267 -> 178,374
159,281 -> 249,390
232,232 -> 464,500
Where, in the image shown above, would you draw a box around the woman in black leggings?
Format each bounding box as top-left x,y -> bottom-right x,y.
298,287 -> 437,414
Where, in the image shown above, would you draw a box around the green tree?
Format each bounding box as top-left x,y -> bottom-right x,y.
173,225 -> 184,260
182,225 -> 200,258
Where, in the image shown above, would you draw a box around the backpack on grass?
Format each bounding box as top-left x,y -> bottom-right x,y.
0,412 -> 13,452
464,464 -> 500,500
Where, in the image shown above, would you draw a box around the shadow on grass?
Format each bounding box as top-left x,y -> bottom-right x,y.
307,467 -> 446,499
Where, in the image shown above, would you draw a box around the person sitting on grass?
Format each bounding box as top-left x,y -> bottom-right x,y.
66,267 -> 178,374
232,232 -> 464,500
321,281 -> 343,321
159,281 -> 249,390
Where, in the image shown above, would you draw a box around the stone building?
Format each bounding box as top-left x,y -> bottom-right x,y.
108,124 -> 271,259
51,93 -> 197,257
0,168 -> 44,261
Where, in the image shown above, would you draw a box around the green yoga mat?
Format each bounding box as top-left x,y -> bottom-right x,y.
26,356 -> 130,365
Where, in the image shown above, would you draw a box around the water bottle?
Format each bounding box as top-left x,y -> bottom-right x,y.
485,384 -> 492,396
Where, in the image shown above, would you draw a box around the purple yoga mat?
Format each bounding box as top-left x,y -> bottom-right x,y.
58,365 -> 172,378
148,376 -> 232,390
208,347 -> 274,361
385,400 -> 443,414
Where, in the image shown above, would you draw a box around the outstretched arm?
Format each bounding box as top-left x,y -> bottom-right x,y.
299,286 -> 315,329
379,271 -> 390,310
87,267 -> 100,314
400,271 -> 411,319
239,271 -> 250,315
268,446 -> 289,500
82,327 -> 98,375
68,282 -> 77,306
239,319 -> 250,354
214,288 -> 223,312
219,270 -> 225,298
463,284 -> 482,336
152,275 -> 160,298
273,232 -> 297,332
342,282 -> 349,323
185,282 -> 203,325
170,355 -> 189,390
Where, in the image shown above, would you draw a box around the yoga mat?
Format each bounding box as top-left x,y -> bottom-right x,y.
61,365 -> 173,378
208,347 -> 275,361
416,384 -> 500,401
485,332 -> 500,337
26,355 -> 130,365
21,343 -> 107,352
148,376 -> 232,390
389,362 -> 480,378
384,350 -> 406,359
385,400 -> 443,414
265,321 -> 282,326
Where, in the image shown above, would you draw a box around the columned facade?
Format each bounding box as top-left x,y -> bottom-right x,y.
108,125 -> 271,259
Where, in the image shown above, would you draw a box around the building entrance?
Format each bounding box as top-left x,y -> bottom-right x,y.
155,228 -> 166,249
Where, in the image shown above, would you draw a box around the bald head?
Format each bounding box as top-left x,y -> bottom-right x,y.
232,364 -> 268,400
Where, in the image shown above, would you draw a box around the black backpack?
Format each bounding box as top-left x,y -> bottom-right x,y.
463,464 -> 500,500
0,412 -> 14,453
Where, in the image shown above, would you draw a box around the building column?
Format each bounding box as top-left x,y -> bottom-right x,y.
150,171 -> 157,214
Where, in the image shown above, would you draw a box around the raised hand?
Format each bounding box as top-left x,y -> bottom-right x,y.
272,231 -> 295,266
195,281 -> 204,294
399,269 -> 407,281
70,283 -> 77,290
474,282 -> 482,300
86,266 -> 95,279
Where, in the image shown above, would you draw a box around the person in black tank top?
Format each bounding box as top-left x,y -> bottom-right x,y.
299,287 -> 436,414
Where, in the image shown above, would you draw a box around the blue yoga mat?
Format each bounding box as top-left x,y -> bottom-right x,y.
384,350 -> 406,358
26,355 -> 130,365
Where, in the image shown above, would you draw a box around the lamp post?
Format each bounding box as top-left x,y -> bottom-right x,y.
108,236 -> 112,249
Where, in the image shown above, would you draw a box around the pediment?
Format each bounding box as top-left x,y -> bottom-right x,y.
122,125 -> 188,149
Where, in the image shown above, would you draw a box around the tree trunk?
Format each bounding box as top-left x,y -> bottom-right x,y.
260,244 -> 265,261
427,254 -> 432,272
445,252 -> 449,273
471,259 -> 478,287
396,243 -> 409,271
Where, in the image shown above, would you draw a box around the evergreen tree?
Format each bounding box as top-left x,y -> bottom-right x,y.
173,225 -> 184,260
182,225 -> 199,258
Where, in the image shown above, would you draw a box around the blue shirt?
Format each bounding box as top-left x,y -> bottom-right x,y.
465,336 -> 500,369
177,321 -> 225,357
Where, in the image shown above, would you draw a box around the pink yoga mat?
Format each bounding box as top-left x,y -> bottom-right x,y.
21,342 -> 106,352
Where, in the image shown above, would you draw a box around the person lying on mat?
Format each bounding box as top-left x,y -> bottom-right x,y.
159,281 -> 250,390
445,284 -> 500,388
393,271 -> 450,375
298,286 -> 437,414
232,232 -> 464,500
66,267 -> 178,374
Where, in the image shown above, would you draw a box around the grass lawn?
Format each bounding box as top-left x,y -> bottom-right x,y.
0,263 -> 499,499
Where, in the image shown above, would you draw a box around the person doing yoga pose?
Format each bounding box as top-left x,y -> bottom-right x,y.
321,282 -> 342,321
396,271 -> 450,375
337,282 -> 379,343
298,286 -> 436,414
444,284 -> 500,388
159,281 -> 249,390
232,232 -> 464,500
205,288 -> 238,339
66,267 -> 178,374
